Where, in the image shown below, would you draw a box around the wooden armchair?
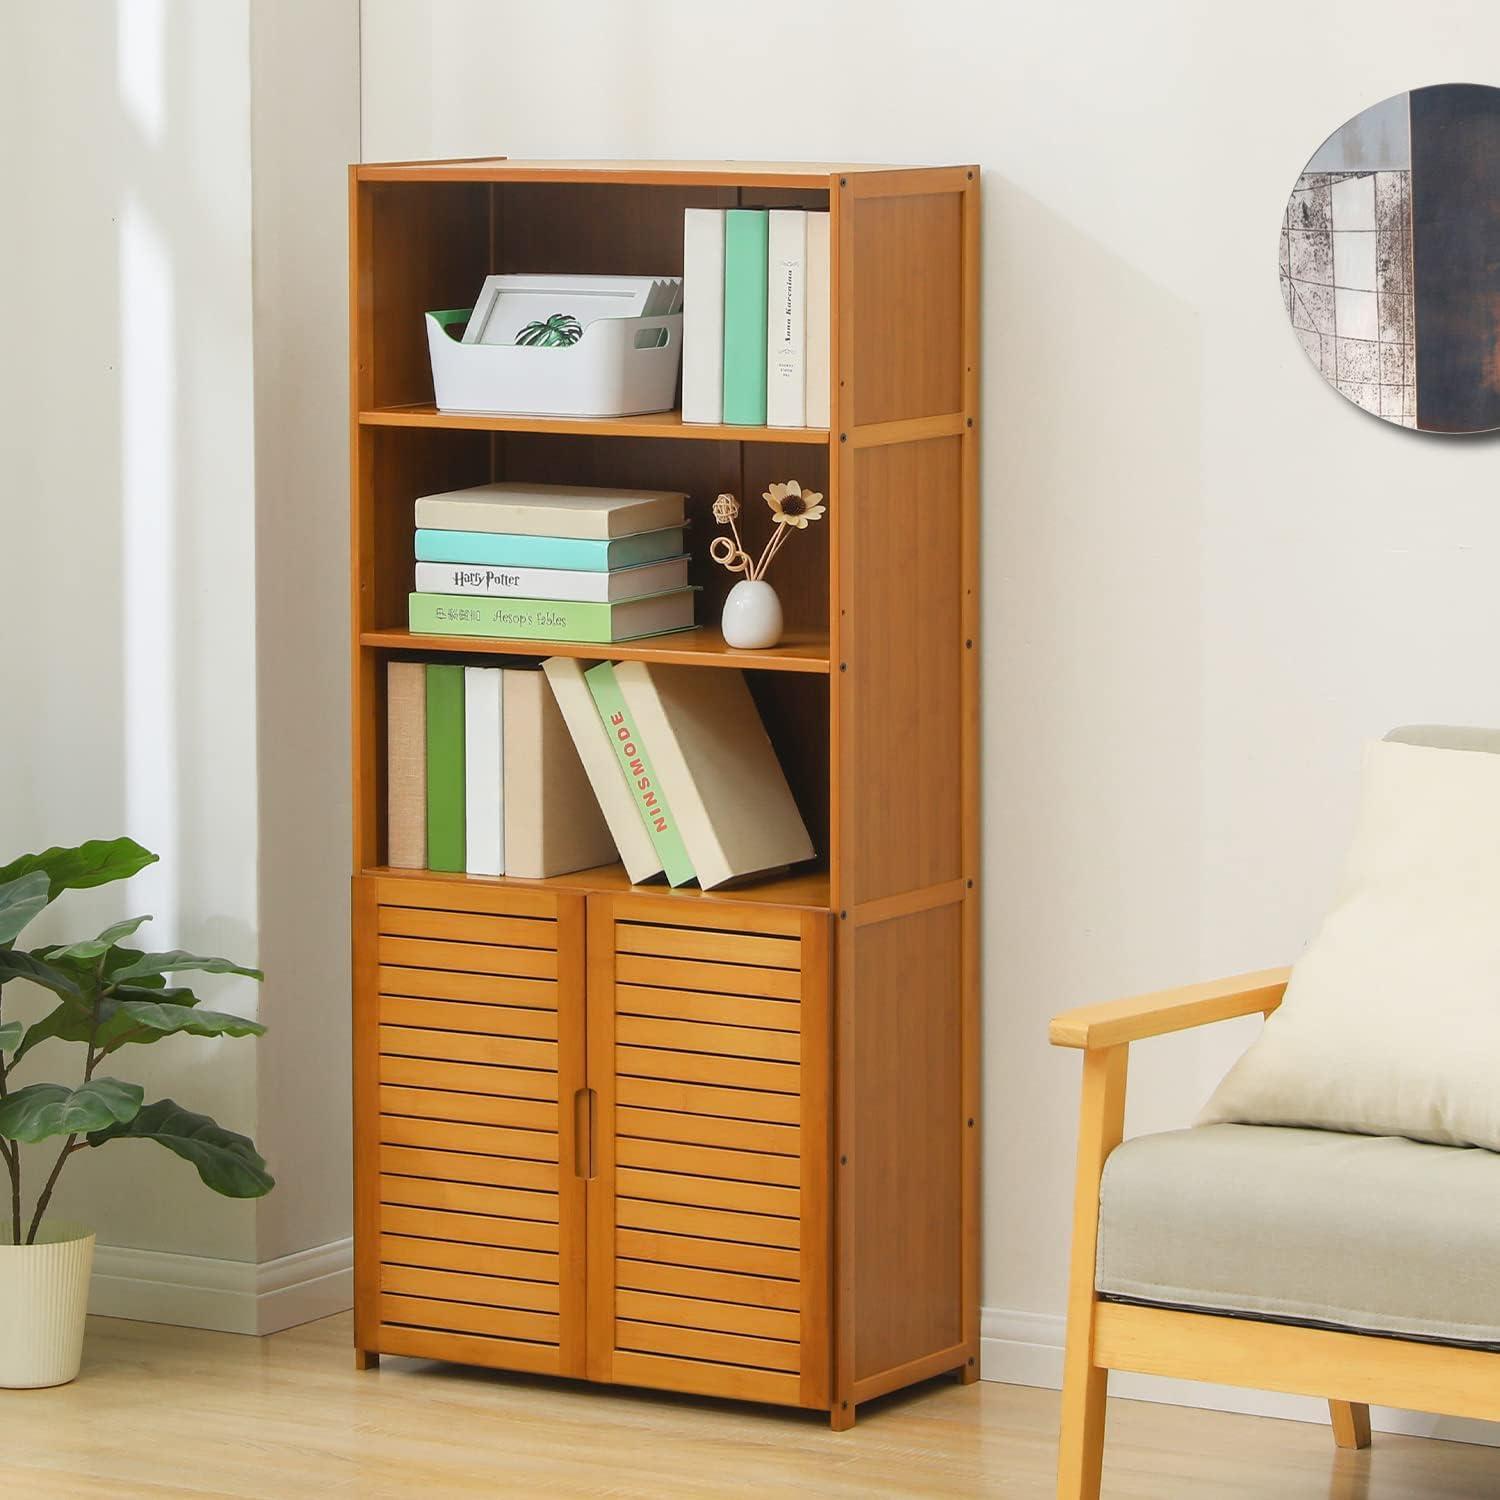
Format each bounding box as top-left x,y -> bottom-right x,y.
1050,967 -> 1500,1499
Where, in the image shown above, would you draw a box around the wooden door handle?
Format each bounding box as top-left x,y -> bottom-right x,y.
573,1087 -> 597,1179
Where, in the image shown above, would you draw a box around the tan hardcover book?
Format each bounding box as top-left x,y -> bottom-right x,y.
414,481 -> 687,539
502,667 -> 617,879
541,658 -> 664,885
613,662 -> 814,889
386,661 -> 427,869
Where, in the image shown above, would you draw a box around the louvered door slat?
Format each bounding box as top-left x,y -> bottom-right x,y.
354,878 -> 585,1378
588,894 -> 830,1411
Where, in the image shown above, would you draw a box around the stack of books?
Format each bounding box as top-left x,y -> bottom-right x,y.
681,206 -> 832,429
387,660 -> 618,880
408,481 -> 697,642
388,657 -> 816,890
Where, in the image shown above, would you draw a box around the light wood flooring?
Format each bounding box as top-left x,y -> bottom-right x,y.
0,1313 -> 1496,1497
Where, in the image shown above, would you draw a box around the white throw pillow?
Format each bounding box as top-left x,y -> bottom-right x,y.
1200,738 -> 1500,1151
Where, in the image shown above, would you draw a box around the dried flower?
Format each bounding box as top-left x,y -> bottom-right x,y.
712,492 -> 741,524
764,480 -> 826,530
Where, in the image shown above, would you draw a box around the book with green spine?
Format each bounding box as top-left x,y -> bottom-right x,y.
583,662 -> 695,886
415,526 -> 686,572
722,208 -> 770,424
424,663 -> 466,872
409,589 -> 694,643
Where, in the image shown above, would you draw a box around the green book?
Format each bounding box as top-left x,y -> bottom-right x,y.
583,662 -> 695,887
424,664 -> 465,872
409,589 -> 695,643
722,208 -> 769,425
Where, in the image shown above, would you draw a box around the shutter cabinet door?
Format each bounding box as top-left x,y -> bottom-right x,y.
354,876 -> 587,1376
585,893 -> 832,1410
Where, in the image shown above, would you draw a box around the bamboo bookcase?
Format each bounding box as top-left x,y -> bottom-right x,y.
348,158 -> 980,1428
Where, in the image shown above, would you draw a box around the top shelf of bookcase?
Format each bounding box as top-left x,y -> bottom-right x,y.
352,158 -> 941,188
359,404 -> 829,445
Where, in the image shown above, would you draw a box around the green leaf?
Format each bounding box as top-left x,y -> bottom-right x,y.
12,1003 -> 90,1062
44,915 -> 153,963
0,1021 -> 21,1055
0,950 -> 84,1002
88,1099 -> 274,1197
0,1078 -> 144,1142
13,986 -> 207,1063
95,1000 -> 265,1053
109,950 -> 262,985
0,872 -> 50,945
0,839 -> 158,902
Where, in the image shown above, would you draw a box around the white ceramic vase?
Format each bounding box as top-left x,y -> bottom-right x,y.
0,1223 -> 94,1388
721,579 -> 783,650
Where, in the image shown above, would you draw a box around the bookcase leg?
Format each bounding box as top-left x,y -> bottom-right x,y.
829,1400 -> 856,1431
959,1356 -> 980,1385
354,1348 -> 380,1371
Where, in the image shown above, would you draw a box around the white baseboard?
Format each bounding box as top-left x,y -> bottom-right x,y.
89,1237 -> 352,1336
980,1306 -> 1500,1449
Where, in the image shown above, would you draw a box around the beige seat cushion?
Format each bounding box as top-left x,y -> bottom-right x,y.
1097,1124 -> 1500,1347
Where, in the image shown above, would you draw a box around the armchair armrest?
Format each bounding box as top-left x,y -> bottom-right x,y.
1048,966 -> 1291,1050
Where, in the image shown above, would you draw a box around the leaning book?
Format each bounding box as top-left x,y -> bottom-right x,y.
409,589 -> 695,643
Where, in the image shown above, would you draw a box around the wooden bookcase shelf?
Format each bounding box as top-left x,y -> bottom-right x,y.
348,158 -> 979,1430
359,404 -> 830,445
359,626 -> 831,674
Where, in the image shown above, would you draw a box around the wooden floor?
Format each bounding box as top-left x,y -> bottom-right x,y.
0,1314 -> 1496,1497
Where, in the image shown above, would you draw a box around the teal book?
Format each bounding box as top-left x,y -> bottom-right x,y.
583,662 -> 695,886
409,589 -> 695,643
722,208 -> 769,424
424,664 -> 465,872
416,526 -> 687,572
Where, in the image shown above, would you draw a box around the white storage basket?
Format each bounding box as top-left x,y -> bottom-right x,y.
426,307 -> 684,418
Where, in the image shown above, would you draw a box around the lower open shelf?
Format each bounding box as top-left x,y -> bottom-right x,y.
362,861 -> 831,911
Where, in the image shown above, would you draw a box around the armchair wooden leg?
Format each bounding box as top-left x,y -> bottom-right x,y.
1057,1045 -> 1128,1500
1329,1400 -> 1371,1450
1058,1339 -> 1109,1500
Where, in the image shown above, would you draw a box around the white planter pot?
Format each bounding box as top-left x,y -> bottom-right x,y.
0,1222 -> 94,1388
721,579 -> 784,650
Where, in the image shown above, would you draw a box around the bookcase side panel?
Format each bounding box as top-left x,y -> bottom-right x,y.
845,902 -> 968,1387
842,437 -> 965,907
850,191 -> 964,427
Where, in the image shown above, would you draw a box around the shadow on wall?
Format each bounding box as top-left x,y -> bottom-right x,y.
979,180 -> 1205,1314
1,0 -> 260,1260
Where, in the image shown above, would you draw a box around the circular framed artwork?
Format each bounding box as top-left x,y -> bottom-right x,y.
1280,83 -> 1500,433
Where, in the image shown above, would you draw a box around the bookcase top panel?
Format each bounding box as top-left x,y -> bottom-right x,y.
354,158 -> 964,188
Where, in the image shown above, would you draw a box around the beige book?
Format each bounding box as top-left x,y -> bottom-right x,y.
613,662 -> 814,889
414,481 -> 687,539
502,667 -> 617,879
385,661 -> 427,869
541,658 -> 664,885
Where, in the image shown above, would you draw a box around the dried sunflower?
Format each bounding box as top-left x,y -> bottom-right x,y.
764,480 -> 826,529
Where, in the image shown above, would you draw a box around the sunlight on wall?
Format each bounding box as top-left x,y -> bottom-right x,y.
117,0 -> 165,144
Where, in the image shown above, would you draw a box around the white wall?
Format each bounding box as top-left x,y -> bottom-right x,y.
0,0 -> 358,1329
361,0 -> 1500,1434
0,0 -> 261,1262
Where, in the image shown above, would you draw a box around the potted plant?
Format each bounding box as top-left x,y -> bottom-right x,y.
0,837 -> 272,1387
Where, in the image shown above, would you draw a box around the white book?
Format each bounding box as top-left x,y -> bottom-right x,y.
415,556 -> 689,603
805,211 -> 831,428
463,666 -> 504,876
682,208 -> 726,424
766,209 -> 807,428
541,658 -> 664,885
414,482 -> 687,539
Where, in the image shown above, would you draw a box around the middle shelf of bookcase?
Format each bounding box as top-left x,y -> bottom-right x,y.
360,626 -> 831,673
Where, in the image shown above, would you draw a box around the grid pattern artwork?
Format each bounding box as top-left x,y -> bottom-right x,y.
1281,170 -> 1416,428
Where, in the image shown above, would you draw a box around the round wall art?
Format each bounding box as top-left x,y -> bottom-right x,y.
1280,83 -> 1500,433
